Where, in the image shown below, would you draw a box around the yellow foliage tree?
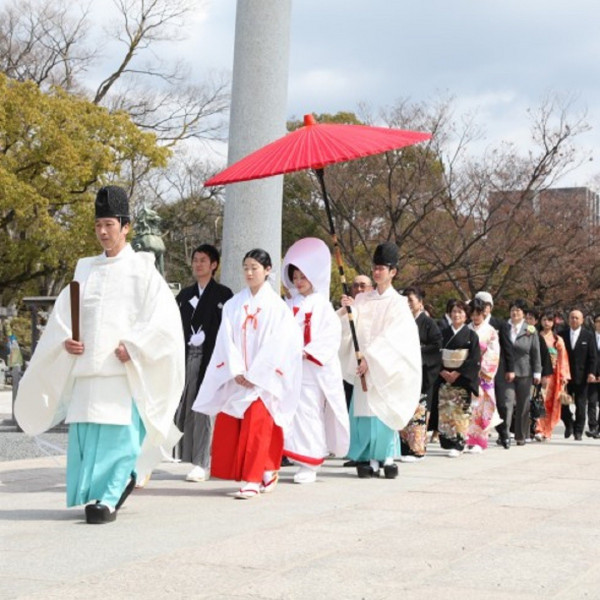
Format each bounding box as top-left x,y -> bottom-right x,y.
0,74 -> 169,301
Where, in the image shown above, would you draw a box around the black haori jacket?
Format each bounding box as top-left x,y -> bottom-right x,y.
176,278 -> 233,395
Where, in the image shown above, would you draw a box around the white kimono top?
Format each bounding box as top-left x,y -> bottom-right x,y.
339,285 -> 422,430
14,244 -> 185,447
284,292 -> 350,457
193,282 -> 303,428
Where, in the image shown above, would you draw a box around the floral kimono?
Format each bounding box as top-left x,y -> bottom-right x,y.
535,332 -> 571,439
467,321 -> 500,449
435,325 -> 481,452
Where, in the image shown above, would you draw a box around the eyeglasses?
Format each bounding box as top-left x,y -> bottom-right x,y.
352,282 -> 370,289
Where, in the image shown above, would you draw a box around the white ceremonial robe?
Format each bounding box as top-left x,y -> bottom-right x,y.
339,286 -> 422,430
284,292 -> 350,459
15,245 -> 185,449
193,283 -> 303,428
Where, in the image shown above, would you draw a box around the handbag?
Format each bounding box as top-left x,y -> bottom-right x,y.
530,384 -> 547,419
558,388 -> 574,406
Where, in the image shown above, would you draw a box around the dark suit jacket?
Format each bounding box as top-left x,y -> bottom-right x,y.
595,332 -> 600,377
416,312 -> 442,396
176,278 -> 233,395
436,314 -> 451,335
489,315 -> 515,375
538,333 -> 554,377
560,327 -> 597,386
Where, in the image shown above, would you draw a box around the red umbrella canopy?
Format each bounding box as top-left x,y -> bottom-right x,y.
204,113 -> 431,187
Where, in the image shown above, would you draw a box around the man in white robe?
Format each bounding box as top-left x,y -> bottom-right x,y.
15,186 -> 184,523
339,242 -> 421,478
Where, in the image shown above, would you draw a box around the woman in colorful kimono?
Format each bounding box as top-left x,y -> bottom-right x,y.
193,249 -> 303,499
465,298 -> 500,453
535,312 -> 571,441
281,238 -> 350,483
435,300 -> 481,457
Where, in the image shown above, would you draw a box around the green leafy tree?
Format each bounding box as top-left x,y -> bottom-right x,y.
0,73 -> 168,302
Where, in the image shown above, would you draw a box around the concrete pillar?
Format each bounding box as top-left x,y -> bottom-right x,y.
220,0 -> 292,293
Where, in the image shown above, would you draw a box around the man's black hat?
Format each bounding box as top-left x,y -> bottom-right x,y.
95,186 -> 130,219
373,242 -> 398,267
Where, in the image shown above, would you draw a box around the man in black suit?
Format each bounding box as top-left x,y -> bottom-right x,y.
474,291 -> 516,449
560,309 -> 597,440
175,244 -> 233,481
436,298 -> 455,335
586,314 -> 600,438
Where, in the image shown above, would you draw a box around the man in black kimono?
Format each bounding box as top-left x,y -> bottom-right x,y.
175,244 -> 233,482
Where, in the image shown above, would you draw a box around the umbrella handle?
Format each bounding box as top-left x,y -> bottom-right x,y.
314,168 -> 368,393
70,281 -> 80,342
345,305 -> 368,392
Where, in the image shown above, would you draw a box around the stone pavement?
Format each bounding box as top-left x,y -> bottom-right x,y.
2,386 -> 600,599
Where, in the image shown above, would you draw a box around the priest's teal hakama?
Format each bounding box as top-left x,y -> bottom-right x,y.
67,403 -> 145,507
347,397 -> 401,462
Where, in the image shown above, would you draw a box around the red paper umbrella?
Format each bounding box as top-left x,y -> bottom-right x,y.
206,114 -> 432,390
205,114 -> 430,185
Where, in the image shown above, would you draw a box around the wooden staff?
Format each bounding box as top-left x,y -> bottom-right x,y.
315,167 -> 368,392
69,281 -> 80,342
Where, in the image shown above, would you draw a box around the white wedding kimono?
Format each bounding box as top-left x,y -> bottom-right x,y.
15,245 -> 185,465
193,282 -> 303,428
280,237 -> 350,463
283,292 -> 350,461
340,286 -> 422,430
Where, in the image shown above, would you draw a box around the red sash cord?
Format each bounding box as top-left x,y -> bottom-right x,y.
242,305 -> 261,370
303,312 -> 312,346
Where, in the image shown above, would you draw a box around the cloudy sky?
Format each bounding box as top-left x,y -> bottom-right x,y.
97,0 -> 600,185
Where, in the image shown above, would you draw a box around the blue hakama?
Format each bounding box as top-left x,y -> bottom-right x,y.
347,398 -> 400,462
66,403 -> 145,508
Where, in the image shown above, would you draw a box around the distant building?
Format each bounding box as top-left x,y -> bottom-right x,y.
488,186 -> 600,238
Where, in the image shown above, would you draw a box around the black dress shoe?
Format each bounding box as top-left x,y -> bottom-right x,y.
574,433 -> 582,441
356,463 -> 379,478
516,439 -> 526,446
383,463 -> 399,479
564,426 -> 573,439
343,459 -> 357,467
280,456 -> 294,467
499,437 -> 510,449
585,430 -> 598,439
115,474 -> 136,510
85,503 -> 117,524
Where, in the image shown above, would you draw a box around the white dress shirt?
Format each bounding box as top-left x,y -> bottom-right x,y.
570,327 -> 581,348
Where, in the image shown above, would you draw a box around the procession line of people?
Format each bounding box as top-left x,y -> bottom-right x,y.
13,185 -> 600,520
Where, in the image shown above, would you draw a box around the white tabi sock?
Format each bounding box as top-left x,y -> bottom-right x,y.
240,481 -> 260,493
369,459 -> 380,472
